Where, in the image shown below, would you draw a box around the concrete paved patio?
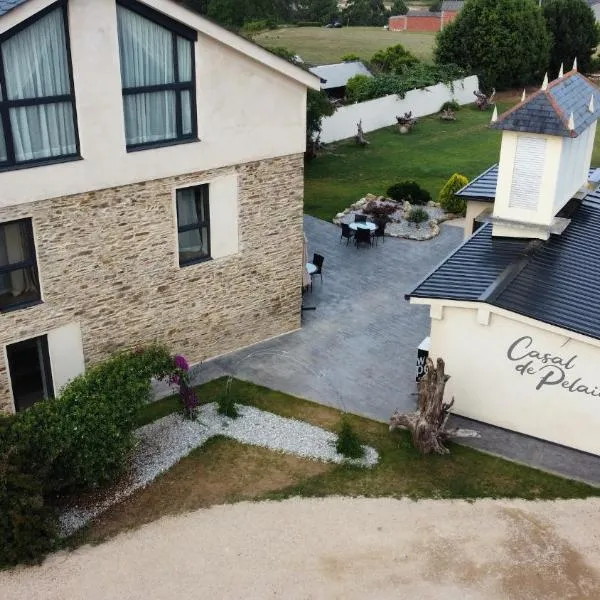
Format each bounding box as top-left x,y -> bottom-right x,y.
188,215 -> 600,486
191,215 -> 462,418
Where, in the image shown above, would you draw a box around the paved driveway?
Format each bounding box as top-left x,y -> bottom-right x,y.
191,216 -> 463,420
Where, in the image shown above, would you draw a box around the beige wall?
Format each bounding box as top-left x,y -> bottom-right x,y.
428,304 -> 600,455
0,0 -> 311,208
464,200 -> 491,239
0,154 -> 304,413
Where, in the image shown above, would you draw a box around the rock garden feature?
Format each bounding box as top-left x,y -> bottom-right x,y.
333,180 -> 461,241
59,402 -> 379,536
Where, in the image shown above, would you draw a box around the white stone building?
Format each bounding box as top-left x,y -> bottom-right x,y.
0,0 -> 319,413
408,69 -> 600,456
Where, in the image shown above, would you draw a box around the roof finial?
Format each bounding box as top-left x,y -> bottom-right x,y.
491,105 -> 498,123
558,62 -> 564,78
573,57 -> 578,72
590,94 -> 595,113
568,112 -> 575,131
541,72 -> 549,90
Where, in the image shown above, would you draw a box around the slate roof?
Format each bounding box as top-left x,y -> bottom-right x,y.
0,0 -> 29,17
455,164 -> 600,202
308,61 -> 372,90
441,1 -> 464,11
491,71 -> 600,137
456,164 -> 498,202
408,191 -> 600,341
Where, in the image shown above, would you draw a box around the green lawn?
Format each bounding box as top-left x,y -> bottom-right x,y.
306,103 -> 600,221
255,27 -> 435,65
77,378 -> 600,545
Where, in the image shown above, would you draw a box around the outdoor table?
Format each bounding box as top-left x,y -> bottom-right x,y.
349,221 -> 377,232
306,262 -> 317,274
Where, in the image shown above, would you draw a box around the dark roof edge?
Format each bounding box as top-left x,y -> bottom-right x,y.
404,224 -> 492,301
455,163 -> 498,197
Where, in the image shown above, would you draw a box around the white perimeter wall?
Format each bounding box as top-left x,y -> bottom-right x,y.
320,75 -> 479,144
428,304 -> 600,455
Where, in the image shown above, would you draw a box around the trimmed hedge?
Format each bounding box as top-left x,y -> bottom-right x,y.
439,173 -> 468,215
0,344 -> 180,566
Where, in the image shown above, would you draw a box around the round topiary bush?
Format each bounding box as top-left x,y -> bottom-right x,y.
440,100 -> 460,112
439,172 -> 468,215
386,181 -> 432,205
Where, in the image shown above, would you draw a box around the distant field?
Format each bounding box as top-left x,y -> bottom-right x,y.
255,27 -> 436,66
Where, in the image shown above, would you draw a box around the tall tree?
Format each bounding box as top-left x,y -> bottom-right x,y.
343,0 -> 390,26
543,0 -> 600,76
434,0 -> 551,90
390,0 -> 409,15
297,0 -> 339,23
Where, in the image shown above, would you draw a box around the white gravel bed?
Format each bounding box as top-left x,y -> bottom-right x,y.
59,403 -> 379,536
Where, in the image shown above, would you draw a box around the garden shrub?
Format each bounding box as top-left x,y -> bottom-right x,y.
363,201 -> 397,222
241,20 -> 277,35
345,63 -> 465,103
335,416 -> 364,459
386,181 -> 432,205
440,100 -> 460,112
407,207 -> 430,224
0,344 -> 183,565
439,173 -> 468,215
370,44 -> 419,74
217,380 -> 239,419
341,53 -> 361,62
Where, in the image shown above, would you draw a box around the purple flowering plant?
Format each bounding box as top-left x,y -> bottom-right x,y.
168,354 -> 199,419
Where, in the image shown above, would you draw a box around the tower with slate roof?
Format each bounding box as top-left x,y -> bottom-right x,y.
489,64 -> 600,240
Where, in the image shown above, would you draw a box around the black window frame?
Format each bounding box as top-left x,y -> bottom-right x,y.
0,218 -> 42,312
176,184 -> 211,267
7,334 -> 54,413
0,0 -> 80,172
116,0 -> 198,152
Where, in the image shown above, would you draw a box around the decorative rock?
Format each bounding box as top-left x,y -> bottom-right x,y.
403,201 -> 411,211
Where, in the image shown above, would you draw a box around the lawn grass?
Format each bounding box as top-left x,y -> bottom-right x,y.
76,378 -> 600,545
305,102 -> 600,221
255,27 -> 436,65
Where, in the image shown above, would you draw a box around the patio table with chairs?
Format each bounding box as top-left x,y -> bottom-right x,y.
340,214 -> 387,248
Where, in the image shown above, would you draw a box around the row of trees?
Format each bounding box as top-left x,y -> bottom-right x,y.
183,0 -> 398,28
435,0 -> 600,90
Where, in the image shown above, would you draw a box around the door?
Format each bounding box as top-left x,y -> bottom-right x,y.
7,335 -> 54,412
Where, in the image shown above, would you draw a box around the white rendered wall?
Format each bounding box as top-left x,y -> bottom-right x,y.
493,131 -> 562,228
428,304 -> 600,455
319,75 -> 479,144
47,322 -> 86,395
464,200 -> 490,239
0,0 -> 310,208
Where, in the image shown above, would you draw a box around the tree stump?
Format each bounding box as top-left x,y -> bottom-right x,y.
396,111 -> 417,133
473,88 -> 496,111
355,120 -> 369,146
389,357 -> 455,454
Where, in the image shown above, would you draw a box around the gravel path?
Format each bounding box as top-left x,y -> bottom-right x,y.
59,404 -> 378,535
5,497 -> 600,599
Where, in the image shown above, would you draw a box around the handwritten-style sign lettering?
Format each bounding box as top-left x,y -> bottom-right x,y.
507,336 -> 600,397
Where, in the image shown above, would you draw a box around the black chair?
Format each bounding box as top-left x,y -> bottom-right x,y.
311,253 -> 324,288
373,220 -> 386,245
340,223 -> 353,245
354,214 -> 367,223
355,227 -> 372,248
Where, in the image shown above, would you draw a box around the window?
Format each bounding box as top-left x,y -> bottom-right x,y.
0,2 -> 78,168
0,219 -> 41,310
116,0 -> 197,150
176,185 -> 210,266
7,335 -> 53,412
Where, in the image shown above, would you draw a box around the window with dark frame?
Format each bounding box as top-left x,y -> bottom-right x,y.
176,185 -> 211,266
0,219 -> 41,311
116,0 -> 197,151
7,335 -> 54,412
0,0 -> 79,169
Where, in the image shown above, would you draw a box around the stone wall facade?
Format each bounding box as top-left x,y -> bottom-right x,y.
0,154 -> 304,413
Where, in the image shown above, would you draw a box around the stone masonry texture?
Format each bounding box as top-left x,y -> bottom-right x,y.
0,154 -> 304,413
